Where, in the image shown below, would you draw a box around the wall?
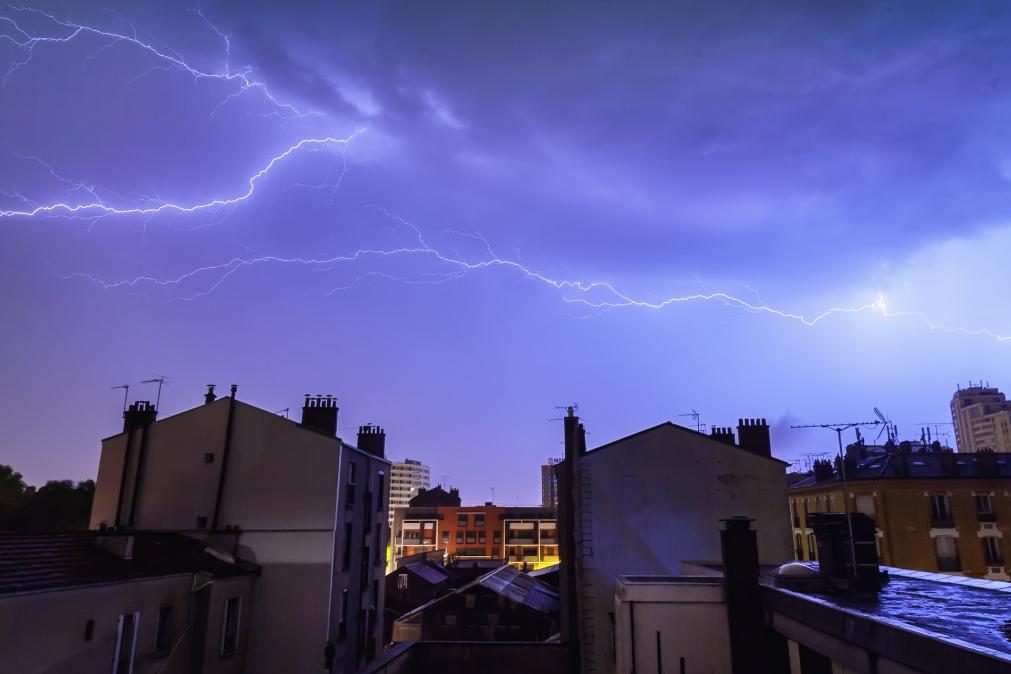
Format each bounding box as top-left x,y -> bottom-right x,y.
578,423 -> 791,674
791,478 -> 1011,578
0,574 -> 253,674
365,641 -> 568,674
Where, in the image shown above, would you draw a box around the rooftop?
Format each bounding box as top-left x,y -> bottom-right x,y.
791,450 -> 1011,488
766,563 -> 1011,663
0,532 -> 257,596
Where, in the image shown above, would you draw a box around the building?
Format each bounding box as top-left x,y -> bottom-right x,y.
391,564 -> 559,642
951,383 -> 1011,453
556,412 -> 792,674
541,458 -> 561,508
0,531 -> 257,674
391,495 -> 557,570
789,445 -> 1011,579
89,388 -> 391,674
389,459 -> 431,526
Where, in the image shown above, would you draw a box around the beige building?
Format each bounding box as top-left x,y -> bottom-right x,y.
0,532 -> 256,674
951,384 -> 1011,453
558,414 -> 792,674
90,388 -> 390,674
389,459 -> 430,527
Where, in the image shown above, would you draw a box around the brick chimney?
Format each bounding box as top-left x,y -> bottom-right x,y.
736,418 -> 771,458
357,424 -> 386,458
709,426 -> 736,445
123,401 -> 157,432
204,384 -> 217,405
300,395 -> 338,436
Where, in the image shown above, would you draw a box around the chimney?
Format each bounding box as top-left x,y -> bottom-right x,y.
204,385 -> 217,405
720,517 -> 764,674
357,424 -> 386,458
813,459 -> 834,482
709,426 -> 736,446
808,512 -> 881,594
123,401 -> 157,433
736,418 -> 771,458
300,394 -> 339,436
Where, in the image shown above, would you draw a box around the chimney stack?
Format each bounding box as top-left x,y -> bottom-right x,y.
720,517 -> 764,674
123,401 -> 157,433
204,385 -> 217,405
300,394 -> 339,436
709,426 -> 736,445
808,512 -> 881,594
736,418 -> 771,458
357,424 -> 386,458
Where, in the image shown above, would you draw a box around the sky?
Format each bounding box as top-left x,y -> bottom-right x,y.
1,1 -> 1010,504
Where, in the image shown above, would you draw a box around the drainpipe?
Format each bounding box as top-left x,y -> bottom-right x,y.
211,385 -> 238,532
127,422 -> 153,527
115,425 -> 137,528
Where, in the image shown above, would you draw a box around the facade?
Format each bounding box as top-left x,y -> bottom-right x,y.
790,448 -> 1011,579
89,389 -> 391,674
392,503 -> 557,571
389,459 -> 431,526
540,458 -> 561,508
557,412 -> 792,674
0,532 -> 257,674
951,384 -> 1011,453
391,564 -> 559,643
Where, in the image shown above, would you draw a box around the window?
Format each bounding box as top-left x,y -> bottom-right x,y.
478,532 -> 486,544
220,597 -> 241,657
348,462 -> 357,484
443,613 -> 457,626
466,531 -> 476,544
474,514 -> 485,527
343,523 -> 353,570
204,452 -> 214,463
196,516 -> 208,530
464,594 -> 476,609
442,531 -> 450,544
154,605 -> 173,655
84,619 -> 94,642
376,524 -> 384,565
361,548 -> 370,589
398,574 -> 409,590
930,494 -> 953,526
983,537 -> 1004,565
457,514 -> 468,527
807,532 -> 818,561
855,495 -> 875,517
935,535 -> 960,571
113,612 -> 139,674
339,588 -> 349,639
493,531 -> 501,544
456,531 -> 464,544
376,473 -> 385,511
794,533 -> 803,560
977,494 -> 995,520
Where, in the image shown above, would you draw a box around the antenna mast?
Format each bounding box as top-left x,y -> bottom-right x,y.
677,409 -> 702,433
141,376 -> 168,410
111,384 -> 129,413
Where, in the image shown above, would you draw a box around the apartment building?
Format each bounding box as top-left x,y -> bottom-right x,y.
388,459 -> 430,527
391,500 -> 557,571
540,458 -> 561,508
790,447 -> 1011,579
89,388 -> 390,674
951,383 -> 1011,453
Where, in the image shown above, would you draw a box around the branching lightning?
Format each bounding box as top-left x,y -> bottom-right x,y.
3,6 -> 1009,346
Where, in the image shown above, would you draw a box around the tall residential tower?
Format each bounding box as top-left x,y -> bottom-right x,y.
951,383 -> 1011,453
389,458 -> 430,525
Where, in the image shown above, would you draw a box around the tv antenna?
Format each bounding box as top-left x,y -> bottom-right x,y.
141,376 -> 168,410
274,408 -> 289,419
791,419 -> 881,582
873,407 -> 897,443
111,384 -> 129,412
677,409 -> 702,433
549,403 -> 579,421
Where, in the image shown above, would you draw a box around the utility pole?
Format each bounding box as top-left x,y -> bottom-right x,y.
790,419 -> 881,581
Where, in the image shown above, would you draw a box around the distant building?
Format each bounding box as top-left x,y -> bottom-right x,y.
89,389 -> 390,674
540,458 -> 561,508
951,383 -> 1011,452
0,531 -> 257,674
790,445 -> 1011,579
391,493 -> 557,570
391,564 -> 559,643
556,412 -> 792,674
389,459 -> 431,526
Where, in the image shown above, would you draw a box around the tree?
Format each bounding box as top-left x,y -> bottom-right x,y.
0,466 -> 95,531
0,465 -> 27,529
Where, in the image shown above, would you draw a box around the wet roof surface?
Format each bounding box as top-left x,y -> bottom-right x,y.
478,565 -> 559,614
785,565 -> 1011,660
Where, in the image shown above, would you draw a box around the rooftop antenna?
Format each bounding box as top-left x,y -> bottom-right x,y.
490,487 -> 495,503
111,384 -> 129,412
274,408 -> 289,419
791,418 -> 882,583
873,407 -> 895,443
677,409 -> 702,433
549,403 -> 579,422
141,376 -> 167,410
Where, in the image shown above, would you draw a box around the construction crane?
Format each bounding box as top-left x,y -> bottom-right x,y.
791,418 -> 881,582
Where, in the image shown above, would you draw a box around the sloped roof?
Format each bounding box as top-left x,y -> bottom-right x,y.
0,532 -> 257,596
790,451 -> 1011,489
476,565 -> 559,614
576,421 -> 788,465
403,561 -> 450,585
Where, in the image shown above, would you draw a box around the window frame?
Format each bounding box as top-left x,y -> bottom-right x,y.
112,611 -> 140,674
219,597 -> 241,658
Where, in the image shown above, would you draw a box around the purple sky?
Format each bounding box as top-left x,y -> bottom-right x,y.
2,1 -> 1010,505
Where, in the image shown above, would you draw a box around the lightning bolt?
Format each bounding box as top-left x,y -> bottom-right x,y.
0,5 -> 312,118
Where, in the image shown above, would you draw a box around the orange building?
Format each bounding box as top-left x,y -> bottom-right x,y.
392,502 -> 557,570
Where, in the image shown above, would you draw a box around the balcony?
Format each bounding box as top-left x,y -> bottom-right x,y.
977,511 -> 998,523
507,537 -> 535,545
930,516 -> 955,529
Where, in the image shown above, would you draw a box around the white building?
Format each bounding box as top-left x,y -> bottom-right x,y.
557,412 -> 792,674
950,384 -> 1011,453
389,458 -> 431,525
